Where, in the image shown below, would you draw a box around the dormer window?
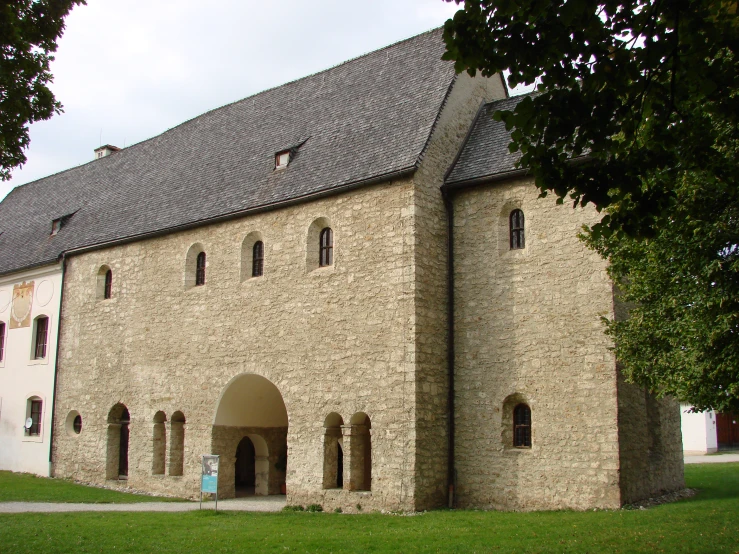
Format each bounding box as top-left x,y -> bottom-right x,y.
275,150 -> 291,170
51,212 -> 75,236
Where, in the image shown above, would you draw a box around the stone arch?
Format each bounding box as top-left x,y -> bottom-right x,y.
96,265 -> 112,300
106,403 -> 130,480
184,242 -> 206,289
169,411 -> 186,476
306,216 -> 334,272
152,411 -> 167,475
323,412 -> 344,489
347,412 -> 372,491
212,373 -> 288,498
502,392 -> 532,449
240,231 -> 264,281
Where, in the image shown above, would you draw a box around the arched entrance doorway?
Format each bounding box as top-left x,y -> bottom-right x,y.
106,403 -> 130,480
212,374 -> 288,498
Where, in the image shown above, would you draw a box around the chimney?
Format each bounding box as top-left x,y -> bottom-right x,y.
94,144 -> 121,160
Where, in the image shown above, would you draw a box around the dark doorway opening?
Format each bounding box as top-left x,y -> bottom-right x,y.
235,436 -> 256,497
337,444 -> 343,489
119,408 -> 130,479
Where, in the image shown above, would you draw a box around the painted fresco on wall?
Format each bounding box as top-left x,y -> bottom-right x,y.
10,281 -> 34,329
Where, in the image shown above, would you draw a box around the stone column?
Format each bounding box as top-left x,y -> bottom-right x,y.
343,424 -> 369,491
105,423 -> 121,480
168,421 -> 185,476
152,422 -> 166,475
255,455 -> 270,495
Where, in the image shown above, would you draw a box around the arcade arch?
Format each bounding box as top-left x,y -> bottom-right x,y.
212,373 -> 288,498
106,403 -> 130,480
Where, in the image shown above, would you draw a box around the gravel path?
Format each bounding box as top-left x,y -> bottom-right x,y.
0,496 -> 286,513
684,452 -> 739,464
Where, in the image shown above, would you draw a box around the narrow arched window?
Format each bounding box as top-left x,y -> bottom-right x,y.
0,321 -> 5,362
195,252 -> 206,286
104,269 -> 113,299
33,316 -> 49,360
319,227 -> 333,267
510,209 -> 525,250
513,403 -> 532,448
252,241 -> 264,277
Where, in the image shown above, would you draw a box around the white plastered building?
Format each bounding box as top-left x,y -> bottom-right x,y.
680,404 -> 719,455
0,263 -> 63,476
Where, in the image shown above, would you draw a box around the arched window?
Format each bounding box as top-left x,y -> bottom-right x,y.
104,269 -> 113,299
513,404 -> 532,448
510,209 -> 525,250
25,397 -> 43,436
106,404 -> 130,480
0,321 -> 5,362
33,316 -> 49,360
195,252 -> 206,286
323,412 -> 344,489
252,241 -> 264,277
319,228 -> 333,267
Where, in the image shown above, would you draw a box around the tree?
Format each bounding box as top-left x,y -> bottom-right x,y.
0,0 -> 85,181
442,0 -> 738,238
585,108 -> 739,412
442,0 -> 739,411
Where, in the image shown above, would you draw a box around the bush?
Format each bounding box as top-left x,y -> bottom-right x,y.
282,505 -> 304,512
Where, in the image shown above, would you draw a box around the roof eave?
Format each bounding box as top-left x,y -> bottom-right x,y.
62,165 -> 418,259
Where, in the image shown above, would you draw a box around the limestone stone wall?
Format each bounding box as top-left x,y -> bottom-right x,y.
410,72 -> 507,510
211,426 -> 288,497
617,374 -> 685,503
452,178 -> 624,511
52,176 -> 419,511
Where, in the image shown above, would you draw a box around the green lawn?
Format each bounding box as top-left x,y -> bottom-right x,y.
0,464 -> 737,553
0,471 -> 184,503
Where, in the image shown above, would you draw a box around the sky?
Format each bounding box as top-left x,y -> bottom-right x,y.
1,0 -> 466,201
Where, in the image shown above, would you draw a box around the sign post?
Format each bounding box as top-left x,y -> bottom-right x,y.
200,454 -> 220,511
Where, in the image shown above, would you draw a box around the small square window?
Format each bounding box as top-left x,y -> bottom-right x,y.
275,151 -> 290,170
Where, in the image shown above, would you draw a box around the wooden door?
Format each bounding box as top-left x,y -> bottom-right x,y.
716,412 -> 739,449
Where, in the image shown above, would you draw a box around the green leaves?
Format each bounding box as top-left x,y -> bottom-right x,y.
0,1 -> 85,181
443,0 -> 739,410
443,0 -> 739,238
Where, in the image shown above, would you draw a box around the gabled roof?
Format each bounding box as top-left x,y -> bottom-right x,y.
445,95 -> 529,186
0,28 -> 456,276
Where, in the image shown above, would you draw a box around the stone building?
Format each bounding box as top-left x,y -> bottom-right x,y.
0,29 -> 684,512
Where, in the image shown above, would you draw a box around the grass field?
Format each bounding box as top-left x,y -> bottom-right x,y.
0,471 -> 184,503
0,464 -> 737,553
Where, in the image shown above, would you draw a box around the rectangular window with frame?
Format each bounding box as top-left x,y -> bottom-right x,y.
27,399 -> 42,436
34,317 -> 49,360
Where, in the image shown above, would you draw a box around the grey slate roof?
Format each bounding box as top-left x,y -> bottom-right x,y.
0,28 -> 456,276
445,95 -> 529,186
